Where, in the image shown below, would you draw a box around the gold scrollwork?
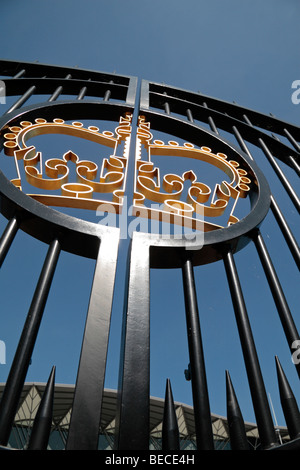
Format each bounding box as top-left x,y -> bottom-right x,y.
133,116 -> 253,232
2,113 -> 253,232
2,113 -> 132,212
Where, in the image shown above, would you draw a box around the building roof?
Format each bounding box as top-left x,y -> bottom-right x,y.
0,382 -> 290,448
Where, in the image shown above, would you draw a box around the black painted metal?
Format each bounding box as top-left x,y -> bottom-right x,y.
258,138 -> 300,213
0,238 -> 60,446
0,216 -> 18,268
252,229 -> 300,378
182,255 -> 214,450
27,366 -> 56,450
0,61 -> 298,451
268,436 -> 300,450
217,111 -> 300,271
66,232 -> 119,450
115,234 -> 151,450
275,356 -> 300,441
162,379 -> 180,451
222,247 -> 277,449
226,371 -> 249,450
270,196 -> 300,270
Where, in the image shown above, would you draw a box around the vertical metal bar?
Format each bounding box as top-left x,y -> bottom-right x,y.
0,216 -> 19,268
77,86 -> 87,100
232,126 -> 254,160
222,247 -> 277,449
103,90 -> 111,101
226,370 -> 249,450
48,74 -> 72,102
77,78 -> 91,101
229,123 -> 300,269
115,234 -> 151,450
103,81 -> 114,102
270,196 -> 300,270
5,86 -> 37,114
27,366 -> 56,450
203,102 -> 219,134
77,78 -> 91,100
181,255 -> 214,450
258,138 -> 300,213
288,156 -> 300,177
243,114 -> 252,126
48,86 -> 63,102
13,70 -> 26,79
162,379 -> 180,451
243,114 -> 300,213
251,229 -> 300,379
271,133 -> 300,177
275,356 -> 300,441
283,128 -> 300,153
0,239 -> 61,446
186,108 -> 194,123
65,231 -> 119,450
115,88 -> 150,450
163,92 -> 170,115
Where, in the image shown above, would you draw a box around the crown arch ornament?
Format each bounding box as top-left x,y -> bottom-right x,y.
0,61 -> 299,451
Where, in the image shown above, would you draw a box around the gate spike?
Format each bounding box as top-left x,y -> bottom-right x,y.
226,371 -> 249,450
162,379 -> 180,451
275,356 -> 300,440
27,366 -> 56,450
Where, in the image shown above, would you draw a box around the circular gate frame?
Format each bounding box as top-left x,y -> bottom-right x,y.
0,61 -> 299,452
0,99 -> 271,268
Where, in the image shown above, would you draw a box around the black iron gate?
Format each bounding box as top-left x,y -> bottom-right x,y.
0,60 -> 299,451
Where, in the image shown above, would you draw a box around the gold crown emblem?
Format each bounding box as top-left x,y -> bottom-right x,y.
2,113 -> 253,232
2,114 -> 132,212
133,116 -> 252,232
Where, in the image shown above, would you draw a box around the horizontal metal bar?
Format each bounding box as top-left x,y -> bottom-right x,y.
0,59 -> 130,84
145,81 -> 300,141
141,94 -> 299,168
4,78 -> 129,103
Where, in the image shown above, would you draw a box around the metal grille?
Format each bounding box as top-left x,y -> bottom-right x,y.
0,60 -> 298,451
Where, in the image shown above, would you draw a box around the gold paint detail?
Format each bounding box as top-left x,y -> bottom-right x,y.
2,113 -> 253,232
133,116 -> 253,232
2,114 -> 133,212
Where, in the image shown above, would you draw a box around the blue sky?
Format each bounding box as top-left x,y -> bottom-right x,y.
0,0 -> 299,430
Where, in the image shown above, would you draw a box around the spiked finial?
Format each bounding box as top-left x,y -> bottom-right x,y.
226,370 -> 249,450
275,356 -> 300,440
162,379 -> 180,451
27,366 -> 56,450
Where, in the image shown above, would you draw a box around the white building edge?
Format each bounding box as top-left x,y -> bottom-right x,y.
0,383 -> 290,450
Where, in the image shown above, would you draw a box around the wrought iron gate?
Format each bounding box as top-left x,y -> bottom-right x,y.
0,60 -> 299,451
